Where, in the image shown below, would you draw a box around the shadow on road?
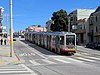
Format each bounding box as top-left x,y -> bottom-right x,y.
20,40 -> 58,56
20,40 -> 71,56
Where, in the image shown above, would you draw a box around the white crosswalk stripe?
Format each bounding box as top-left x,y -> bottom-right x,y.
41,59 -> 56,64
76,57 -> 95,62
54,58 -> 71,63
0,64 -> 37,75
87,56 -> 100,60
29,60 -> 41,65
29,59 -> 56,66
28,55 -> 100,66
64,57 -> 83,62
48,55 -> 100,63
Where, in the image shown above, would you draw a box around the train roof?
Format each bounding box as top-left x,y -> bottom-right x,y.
26,31 -> 76,36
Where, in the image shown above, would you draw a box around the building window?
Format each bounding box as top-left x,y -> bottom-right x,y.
90,20 -> 93,25
83,24 -> 85,30
96,26 -> 98,32
70,17 -> 73,21
96,16 -> 98,22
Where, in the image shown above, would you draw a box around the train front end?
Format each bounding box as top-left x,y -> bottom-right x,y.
61,33 -> 77,54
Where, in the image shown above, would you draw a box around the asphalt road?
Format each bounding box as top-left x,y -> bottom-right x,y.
6,38 -> 100,75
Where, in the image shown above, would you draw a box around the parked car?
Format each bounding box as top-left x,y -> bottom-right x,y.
86,42 -> 100,50
86,42 -> 94,49
95,43 -> 100,50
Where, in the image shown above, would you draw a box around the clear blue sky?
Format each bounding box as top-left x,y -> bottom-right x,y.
0,0 -> 100,32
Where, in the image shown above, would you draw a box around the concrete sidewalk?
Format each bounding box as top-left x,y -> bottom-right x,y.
0,44 -> 20,66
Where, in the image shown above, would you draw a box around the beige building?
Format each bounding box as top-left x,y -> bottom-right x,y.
26,25 -> 47,32
75,18 -> 89,45
69,9 -> 95,45
69,9 -> 95,32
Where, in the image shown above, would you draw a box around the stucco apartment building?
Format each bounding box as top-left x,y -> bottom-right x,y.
89,6 -> 100,43
26,25 -> 47,32
69,9 -> 95,45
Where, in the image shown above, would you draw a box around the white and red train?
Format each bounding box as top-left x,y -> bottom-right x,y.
25,31 -> 77,54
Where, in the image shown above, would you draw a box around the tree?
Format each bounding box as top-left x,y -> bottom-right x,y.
51,9 -> 68,31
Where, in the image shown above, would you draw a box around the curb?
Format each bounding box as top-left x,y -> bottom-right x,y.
0,62 -> 5,65
14,52 -> 20,61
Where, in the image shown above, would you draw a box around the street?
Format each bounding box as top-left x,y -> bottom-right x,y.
0,38 -> 100,75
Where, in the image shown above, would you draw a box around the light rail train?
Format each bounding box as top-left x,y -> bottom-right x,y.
25,31 -> 77,54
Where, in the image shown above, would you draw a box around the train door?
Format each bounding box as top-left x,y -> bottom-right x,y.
36,34 -> 38,44
44,35 -> 47,48
55,36 -> 60,48
41,34 -> 43,47
55,35 -> 61,54
49,35 -> 51,50
59,36 -> 64,46
29,33 -> 31,42
50,35 -> 55,51
47,35 -> 49,49
43,34 -> 45,47
25,33 -> 28,40
32,34 -> 34,43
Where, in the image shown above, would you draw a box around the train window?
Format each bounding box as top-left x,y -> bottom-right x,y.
66,35 -> 75,45
60,36 -> 64,45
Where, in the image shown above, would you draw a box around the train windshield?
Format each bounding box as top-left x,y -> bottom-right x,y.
66,35 -> 75,45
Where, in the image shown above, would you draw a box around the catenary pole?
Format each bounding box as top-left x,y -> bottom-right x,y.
10,0 -> 13,57
6,14 -> 8,37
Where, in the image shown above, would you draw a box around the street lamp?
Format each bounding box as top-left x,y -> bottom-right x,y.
10,0 -> 13,57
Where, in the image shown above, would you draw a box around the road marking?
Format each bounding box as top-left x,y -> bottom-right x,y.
20,64 -> 38,75
66,57 -> 83,62
42,59 -> 56,64
0,71 -> 30,74
48,55 -> 66,58
54,58 -> 71,63
76,57 -> 95,62
29,60 -> 41,65
19,53 -> 35,56
87,57 -> 100,60
19,41 -> 48,59
11,60 -> 20,62
0,65 -> 29,74
0,62 -> 5,65
0,68 -> 25,71
48,55 -> 84,63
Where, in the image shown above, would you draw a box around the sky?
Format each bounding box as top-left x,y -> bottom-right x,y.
0,0 -> 100,32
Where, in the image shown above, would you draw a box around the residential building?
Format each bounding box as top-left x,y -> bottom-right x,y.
0,7 -> 4,37
46,19 -> 54,32
69,9 -> 95,32
69,9 -> 95,45
89,6 -> 100,43
75,18 -> 89,44
26,25 -> 47,32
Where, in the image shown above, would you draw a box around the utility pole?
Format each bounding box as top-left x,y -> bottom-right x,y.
68,16 -> 70,32
10,0 -> 14,57
6,14 -> 8,37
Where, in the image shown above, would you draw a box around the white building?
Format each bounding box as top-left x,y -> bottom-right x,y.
69,9 -> 95,45
0,7 -> 4,37
69,9 -> 95,32
46,19 -> 54,32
